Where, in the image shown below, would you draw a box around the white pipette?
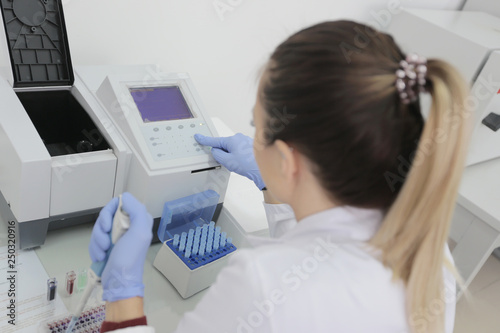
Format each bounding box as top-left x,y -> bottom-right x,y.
66,195 -> 130,333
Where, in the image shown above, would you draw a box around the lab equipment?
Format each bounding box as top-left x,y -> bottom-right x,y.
76,269 -> 87,293
40,304 -> 105,333
47,278 -> 57,301
166,222 -> 236,270
153,190 -> 238,298
195,133 -> 266,190
130,86 -> 194,122
65,271 -> 76,296
387,9 -> 500,166
0,0 -> 229,249
67,195 -> 130,333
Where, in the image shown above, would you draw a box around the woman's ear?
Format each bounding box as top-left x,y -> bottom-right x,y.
275,140 -> 297,181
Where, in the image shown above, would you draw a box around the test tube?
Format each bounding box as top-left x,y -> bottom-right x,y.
192,239 -> 199,256
193,230 -> 201,255
206,238 -> 213,253
213,234 -> 220,250
220,232 -> 227,247
179,232 -> 187,252
47,277 -> 57,301
66,271 -> 76,295
77,268 -> 87,292
173,234 -> 180,247
186,237 -> 193,254
214,227 -> 221,250
199,239 -> 206,256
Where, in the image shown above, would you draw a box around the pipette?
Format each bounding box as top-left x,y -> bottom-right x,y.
65,195 -> 130,333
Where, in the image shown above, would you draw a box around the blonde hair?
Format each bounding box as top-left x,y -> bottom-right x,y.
370,59 -> 471,332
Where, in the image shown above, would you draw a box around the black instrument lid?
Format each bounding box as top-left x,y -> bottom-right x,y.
0,0 -> 74,88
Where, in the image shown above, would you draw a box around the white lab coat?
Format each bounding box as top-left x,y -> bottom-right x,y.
108,204 -> 456,333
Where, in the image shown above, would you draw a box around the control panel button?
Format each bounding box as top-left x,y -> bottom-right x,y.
141,120 -> 213,161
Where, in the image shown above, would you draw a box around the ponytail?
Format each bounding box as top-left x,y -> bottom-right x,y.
370,59 -> 471,333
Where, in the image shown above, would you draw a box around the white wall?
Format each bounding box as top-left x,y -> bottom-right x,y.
8,0 -> 464,135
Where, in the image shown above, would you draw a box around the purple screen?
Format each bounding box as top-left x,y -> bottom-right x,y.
129,86 -> 193,122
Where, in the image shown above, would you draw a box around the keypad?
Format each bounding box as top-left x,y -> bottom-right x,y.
141,121 -> 212,161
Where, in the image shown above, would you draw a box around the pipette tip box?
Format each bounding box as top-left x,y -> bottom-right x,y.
153,190 -> 237,298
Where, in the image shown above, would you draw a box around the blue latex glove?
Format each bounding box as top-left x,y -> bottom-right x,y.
194,133 -> 266,190
89,192 -> 153,302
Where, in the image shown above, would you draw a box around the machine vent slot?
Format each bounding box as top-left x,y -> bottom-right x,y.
191,166 -> 220,174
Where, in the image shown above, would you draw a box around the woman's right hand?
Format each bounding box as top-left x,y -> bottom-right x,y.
89,193 -> 153,303
194,133 -> 266,190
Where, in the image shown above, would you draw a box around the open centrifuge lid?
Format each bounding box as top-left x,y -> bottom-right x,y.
0,0 -> 74,88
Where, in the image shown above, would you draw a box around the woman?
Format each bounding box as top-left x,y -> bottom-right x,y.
89,20 -> 470,333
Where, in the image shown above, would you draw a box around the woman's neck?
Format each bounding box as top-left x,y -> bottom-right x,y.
289,181 -> 338,222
